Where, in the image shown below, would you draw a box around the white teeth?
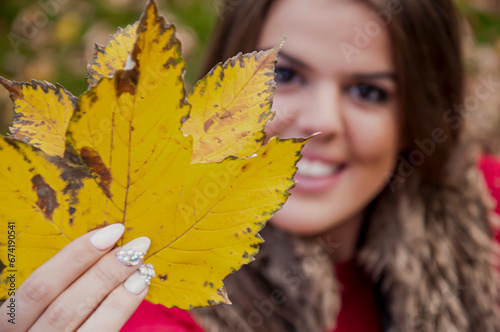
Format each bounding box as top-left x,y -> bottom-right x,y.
296,158 -> 340,177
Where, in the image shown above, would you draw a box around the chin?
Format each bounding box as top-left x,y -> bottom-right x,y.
269,208 -> 341,237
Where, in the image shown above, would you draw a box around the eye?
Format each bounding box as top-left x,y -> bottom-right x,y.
348,84 -> 388,103
275,66 -> 302,85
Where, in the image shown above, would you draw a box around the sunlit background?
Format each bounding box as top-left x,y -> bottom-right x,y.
0,0 -> 499,151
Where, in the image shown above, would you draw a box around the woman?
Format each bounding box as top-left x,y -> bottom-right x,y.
2,0 -> 500,331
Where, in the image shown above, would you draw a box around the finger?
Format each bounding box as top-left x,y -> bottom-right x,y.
77,264 -> 155,332
0,223 -> 125,332
29,237 -> 151,332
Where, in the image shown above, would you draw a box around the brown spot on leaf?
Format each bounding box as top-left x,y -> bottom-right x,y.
163,57 -> 178,69
115,69 -> 138,97
198,84 -> 206,97
236,131 -> 250,141
165,33 -> 179,51
0,259 -> 6,274
204,118 -> 214,133
159,274 -> 168,281
31,174 -> 59,220
80,147 -> 112,197
63,147 -> 83,166
219,110 -> 232,120
86,90 -> 99,107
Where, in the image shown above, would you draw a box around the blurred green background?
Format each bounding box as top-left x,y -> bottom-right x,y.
0,0 -> 499,149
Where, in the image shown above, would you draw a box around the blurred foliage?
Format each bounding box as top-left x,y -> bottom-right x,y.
0,0 -> 499,141
458,0 -> 500,44
456,0 -> 500,153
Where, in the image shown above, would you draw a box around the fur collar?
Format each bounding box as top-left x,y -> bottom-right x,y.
193,144 -> 500,331
358,144 -> 500,331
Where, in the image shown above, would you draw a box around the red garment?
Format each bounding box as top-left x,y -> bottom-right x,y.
122,155 -> 500,332
122,259 -> 384,332
121,304 -> 203,332
332,259 -> 384,332
479,154 -> 500,241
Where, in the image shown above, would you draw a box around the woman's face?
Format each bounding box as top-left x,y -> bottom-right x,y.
258,0 -> 400,236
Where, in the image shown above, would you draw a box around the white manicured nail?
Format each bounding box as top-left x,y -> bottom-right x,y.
124,263 -> 155,294
115,237 -> 151,266
90,224 -> 125,250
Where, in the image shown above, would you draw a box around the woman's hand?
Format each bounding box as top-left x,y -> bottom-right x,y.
0,224 -> 154,331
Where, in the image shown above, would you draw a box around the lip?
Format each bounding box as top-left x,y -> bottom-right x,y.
293,153 -> 346,193
293,170 -> 344,193
299,151 -> 343,164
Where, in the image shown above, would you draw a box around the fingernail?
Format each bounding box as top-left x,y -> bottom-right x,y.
116,237 -> 151,266
124,263 -> 155,294
90,224 -> 125,251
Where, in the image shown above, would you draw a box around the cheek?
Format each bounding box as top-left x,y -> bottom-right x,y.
346,110 -> 399,165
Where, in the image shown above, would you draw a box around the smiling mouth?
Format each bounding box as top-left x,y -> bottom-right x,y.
296,158 -> 346,178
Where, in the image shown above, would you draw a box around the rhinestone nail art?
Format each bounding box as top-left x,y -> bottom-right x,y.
139,263 -> 156,285
116,249 -> 146,266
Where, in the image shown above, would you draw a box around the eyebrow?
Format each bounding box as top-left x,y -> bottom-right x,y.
276,50 -> 311,69
274,49 -> 397,81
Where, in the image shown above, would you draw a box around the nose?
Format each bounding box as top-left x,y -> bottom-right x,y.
295,80 -> 344,140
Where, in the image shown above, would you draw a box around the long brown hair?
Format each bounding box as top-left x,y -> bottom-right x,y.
192,0 -> 469,331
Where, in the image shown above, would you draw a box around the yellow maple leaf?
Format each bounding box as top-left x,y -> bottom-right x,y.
0,79 -> 76,158
0,0 -> 305,309
182,45 -> 280,163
